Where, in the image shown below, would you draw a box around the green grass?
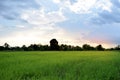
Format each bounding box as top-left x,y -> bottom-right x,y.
0,51 -> 120,80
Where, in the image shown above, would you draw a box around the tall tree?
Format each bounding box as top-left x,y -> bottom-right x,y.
22,45 -> 28,51
50,39 -> 59,50
4,43 -> 10,50
96,45 -> 104,51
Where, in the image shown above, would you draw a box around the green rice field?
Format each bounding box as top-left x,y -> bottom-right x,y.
0,51 -> 120,80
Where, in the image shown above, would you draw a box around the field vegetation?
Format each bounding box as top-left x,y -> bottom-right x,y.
0,51 -> 120,80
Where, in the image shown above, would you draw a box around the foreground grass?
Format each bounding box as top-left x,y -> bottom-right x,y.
0,51 -> 120,80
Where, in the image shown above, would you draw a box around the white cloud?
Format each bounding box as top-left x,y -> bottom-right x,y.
52,0 -> 112,14
21,8 -> 66,25
16,25 -> 25,28
53,0 -> 94,14
53,0 -> 61,3
0,7 -> 78,46
95,0 -> 112,12
89,0 -> 120,24
0,0 -> 119,48
68,0 -> 96,14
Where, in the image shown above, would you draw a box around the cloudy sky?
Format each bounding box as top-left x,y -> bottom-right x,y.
0,0 -> 120,48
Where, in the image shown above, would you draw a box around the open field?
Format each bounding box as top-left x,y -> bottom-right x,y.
0,51 -> 120,80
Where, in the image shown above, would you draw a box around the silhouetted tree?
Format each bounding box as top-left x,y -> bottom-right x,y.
4,43 -> 10,50
114,45 -> 120,50
82,44 -> 95,50
22,45 -> 28,51
50,39 -> 59,50
60,44 -> 68,51
74,46 -> 83,51
42,45 -> 50,51
0,40 -> 112,51
96,45 -> 104,51
59,44 -> 82,51
10,46 -> 22,51
0,46 -> 4,51
29,44 -> 40,51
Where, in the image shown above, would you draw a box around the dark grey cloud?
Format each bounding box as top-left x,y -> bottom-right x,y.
90,0 -> 120,25
0,0 -> 40,20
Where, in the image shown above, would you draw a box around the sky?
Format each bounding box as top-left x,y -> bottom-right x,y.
0,0 -> 120,48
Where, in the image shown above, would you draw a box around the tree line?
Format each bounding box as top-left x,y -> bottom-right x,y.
0,39 -> 120,51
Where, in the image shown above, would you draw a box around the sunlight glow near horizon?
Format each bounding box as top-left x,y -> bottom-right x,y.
0,0 -> 120,48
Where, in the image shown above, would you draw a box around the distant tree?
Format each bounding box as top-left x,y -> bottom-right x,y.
82,44 -> 89,50
59,44 -> 82,51
28,45 -> 34,51
60,44 -> 69,51
22,45 -> 28,51
0,46 -> 4,51
74,46 -> 83,51
30,44 -> 40,51
82,44 -> 95,50
96,45 -> 104,51
42,45 -> 50,51
107,48 -> 114,51
68,45 -> 74,51
82,44 -> 90,50
114,45 -> 120,50
50,39 -> 59,50
10,46 -> 22,51
4,43 -> 10,50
